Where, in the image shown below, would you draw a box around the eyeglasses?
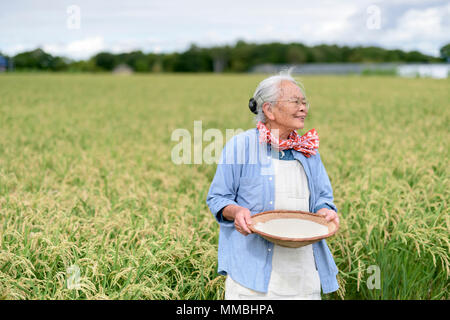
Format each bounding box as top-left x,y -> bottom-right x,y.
268,98 -> 309,110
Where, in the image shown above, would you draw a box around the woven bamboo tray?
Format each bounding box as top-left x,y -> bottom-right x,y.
248,210 -> 339,248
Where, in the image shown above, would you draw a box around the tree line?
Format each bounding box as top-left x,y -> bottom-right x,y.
2,41 -> 449,73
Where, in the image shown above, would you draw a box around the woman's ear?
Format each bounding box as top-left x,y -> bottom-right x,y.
262,102 -> 275,121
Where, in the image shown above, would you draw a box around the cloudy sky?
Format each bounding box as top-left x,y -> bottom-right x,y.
1,0 -> 449,60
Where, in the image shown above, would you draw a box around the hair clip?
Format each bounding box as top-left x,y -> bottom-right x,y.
248,97 -> 258,114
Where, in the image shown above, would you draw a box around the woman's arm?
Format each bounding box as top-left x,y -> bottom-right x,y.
206,134 -> 255,235
313,151 -> 340,226
206,135 -> 242,227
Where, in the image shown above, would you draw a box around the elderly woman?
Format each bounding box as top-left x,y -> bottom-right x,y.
206,70 -> 340,300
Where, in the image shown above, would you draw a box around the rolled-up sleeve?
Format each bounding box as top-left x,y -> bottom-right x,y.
206,137 -> 242,227
313,152 -> 338,214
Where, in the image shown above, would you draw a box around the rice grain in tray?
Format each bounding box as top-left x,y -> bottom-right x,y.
249,210 -> 339,248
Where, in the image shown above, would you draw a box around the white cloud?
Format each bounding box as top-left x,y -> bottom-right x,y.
2,44 -> 35,56
43,36 -> 105,59
1,0 -> 448,58
153,46 -> 162,54
378,4 -> 449,55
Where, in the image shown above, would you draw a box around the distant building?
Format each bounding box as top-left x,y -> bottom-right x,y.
397,64 -> 449,79
113,64 -> 133,75
250,63 -> 449,78
250,63 -> 397,75
0,55 -> 8,72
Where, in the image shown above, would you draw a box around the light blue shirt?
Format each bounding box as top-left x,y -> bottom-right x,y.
206,128 -> 339,294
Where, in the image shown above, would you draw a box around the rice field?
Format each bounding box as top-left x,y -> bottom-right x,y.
0,73 -> 448,300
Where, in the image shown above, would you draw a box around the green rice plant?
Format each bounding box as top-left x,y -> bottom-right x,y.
0,73 -> 448,299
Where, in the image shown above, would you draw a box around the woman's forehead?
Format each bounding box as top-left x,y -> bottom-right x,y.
280,81 -> 303,97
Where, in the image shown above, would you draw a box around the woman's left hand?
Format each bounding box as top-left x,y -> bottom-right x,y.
316,208 -> 339,227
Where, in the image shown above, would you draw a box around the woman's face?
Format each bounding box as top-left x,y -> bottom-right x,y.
268,80 -> 308,132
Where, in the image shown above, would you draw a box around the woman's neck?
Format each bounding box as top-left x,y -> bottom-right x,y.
265,121 -> 292,140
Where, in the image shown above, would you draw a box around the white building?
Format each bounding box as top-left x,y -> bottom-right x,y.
396,64 -> 449,79
250,63 -> 449,78
113,64 -> 133,75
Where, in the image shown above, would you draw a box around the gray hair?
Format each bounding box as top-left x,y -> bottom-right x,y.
252,67 -> 307,124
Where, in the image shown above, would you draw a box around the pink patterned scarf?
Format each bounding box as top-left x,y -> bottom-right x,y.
257,121 -> 319,158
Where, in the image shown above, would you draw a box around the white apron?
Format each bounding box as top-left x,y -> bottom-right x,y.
225,157 -> 322,300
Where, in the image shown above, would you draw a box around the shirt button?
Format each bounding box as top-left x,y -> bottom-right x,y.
268,248 -> 272,252
269,177 -> 272,181
269,201 -> 273,205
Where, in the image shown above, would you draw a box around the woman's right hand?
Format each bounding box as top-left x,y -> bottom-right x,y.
234,207 -> 253,236
222,205 -> 253,236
